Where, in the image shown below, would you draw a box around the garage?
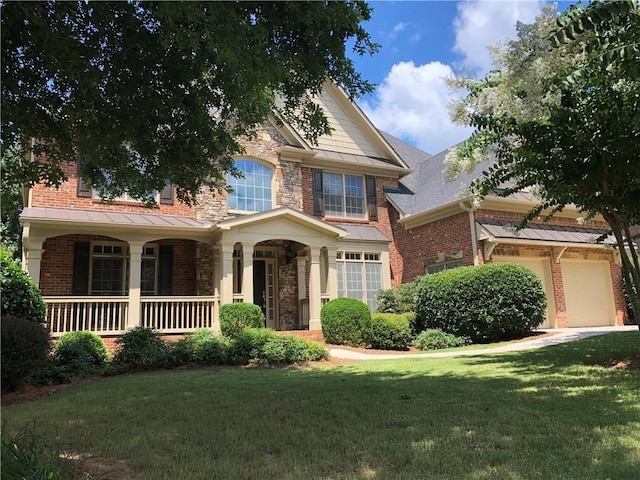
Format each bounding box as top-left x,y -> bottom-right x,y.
492,256 -> 556,329
560,260 -> 616,327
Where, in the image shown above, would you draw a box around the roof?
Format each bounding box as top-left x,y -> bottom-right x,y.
477,218 -> 616,245
334,223 -> 390,242
381,132 -> 490,216
20,206 -> 211,229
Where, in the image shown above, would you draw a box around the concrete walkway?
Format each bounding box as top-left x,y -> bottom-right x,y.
329,325 -> 638,360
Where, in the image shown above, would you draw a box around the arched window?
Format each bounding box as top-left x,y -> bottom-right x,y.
227,160 -> 273,212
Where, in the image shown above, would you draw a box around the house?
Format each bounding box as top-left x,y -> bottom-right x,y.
19,82 -> 626,345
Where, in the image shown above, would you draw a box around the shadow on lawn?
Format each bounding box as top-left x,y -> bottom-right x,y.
3,332 -> 639,480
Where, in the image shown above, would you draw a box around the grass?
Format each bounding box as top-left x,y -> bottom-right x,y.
2,332 -> 639,480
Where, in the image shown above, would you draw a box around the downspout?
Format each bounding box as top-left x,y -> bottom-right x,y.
459,199 -> 479,266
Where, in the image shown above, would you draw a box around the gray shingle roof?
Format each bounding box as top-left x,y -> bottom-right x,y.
334,223 -> 390,242
380,132 -> 490,216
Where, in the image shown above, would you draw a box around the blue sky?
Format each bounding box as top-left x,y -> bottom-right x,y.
348,0 -> 572,154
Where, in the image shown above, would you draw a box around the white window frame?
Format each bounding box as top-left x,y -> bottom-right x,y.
426,260 -> 464,275
227,159 -> 274,213
336,250 -> 383,311
323,172 -> 366,219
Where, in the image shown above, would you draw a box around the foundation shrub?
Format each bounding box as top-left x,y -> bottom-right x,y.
111,327 -> 174,371
375,276 -> 424,314
229,328 -> 328,365
370,313 -> 413,350
412,329 -> 471,350
53,331 -> 109,372
321,298 -> 372,347
0,246 -> 46,323
414,263 -> 546,343
219,303 -> 265,338
172,329 -> 229,365
1,316 -> 51,393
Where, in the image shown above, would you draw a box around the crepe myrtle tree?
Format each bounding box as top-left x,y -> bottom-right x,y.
1,1 -> 378,204
445,0 -> 640,325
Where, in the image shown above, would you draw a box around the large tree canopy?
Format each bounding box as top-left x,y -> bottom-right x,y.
446,0 -> 640,323
1,1 -> 377,204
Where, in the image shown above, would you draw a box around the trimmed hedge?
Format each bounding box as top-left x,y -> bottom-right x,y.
112,327 -> 173,371
413,263 -> 546,343
321,298 -> 372,347
1,316 -> 51,392
228,328 -> 328,365
0,246 -> 46,323
376,275 -> 423,314
370,313 -> 413,350
54,331 -> 109,370
172,329 -> 229,365
219,303 -> 265,338
412,329 -> 470,350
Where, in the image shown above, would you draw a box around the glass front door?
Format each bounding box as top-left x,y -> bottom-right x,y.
253,257 -> 277,329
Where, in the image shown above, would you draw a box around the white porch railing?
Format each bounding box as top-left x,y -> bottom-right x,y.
141,296 -> 217,333
45,296 -> 219,337
45,296 -> 129,337
299,295 -> 331,329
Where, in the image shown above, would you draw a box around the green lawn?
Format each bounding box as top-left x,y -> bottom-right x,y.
3,332 -> 639,480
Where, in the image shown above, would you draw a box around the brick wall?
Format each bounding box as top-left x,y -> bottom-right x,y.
40,235 -> 197,296
31,161 -> 195,217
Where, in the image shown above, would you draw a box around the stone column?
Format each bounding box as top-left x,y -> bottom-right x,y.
326,246 -> 338,300
127,242 -> 145,329
242,243 -> 255,304
308,246 -> 322,331
219,242 -> 235,305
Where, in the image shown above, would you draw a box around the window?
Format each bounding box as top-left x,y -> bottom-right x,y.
227,160 -> 273,212
336,251 -> 383,311
72,242 -> 169,296
426,261 -> 464,274
323,173 -> 365,219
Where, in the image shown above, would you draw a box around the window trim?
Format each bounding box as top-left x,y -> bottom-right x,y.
336,250 -> 383,311
322,172 -> 366,219
426,260 -> 464,275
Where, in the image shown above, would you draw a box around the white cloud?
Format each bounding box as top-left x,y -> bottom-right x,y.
360,61 -> 473,154
453,0 -> 544,74
391,22 -> 409,36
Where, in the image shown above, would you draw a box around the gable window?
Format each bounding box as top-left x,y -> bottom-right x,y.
336,251 -> 383,311
323,173 -> 365,219
227,160 -> 273,213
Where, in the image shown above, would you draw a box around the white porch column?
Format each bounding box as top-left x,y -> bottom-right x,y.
381,250 -> 392,289
308,246 -> 322,331
212,245 -> 222,333
326,246 -> 338,300
219,242 -> 235,305
127,242 -> 144,329
24,238 -> 44,288
296,254 -> 307,301
242,243 -> 255,304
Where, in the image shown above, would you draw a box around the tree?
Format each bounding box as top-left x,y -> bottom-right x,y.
1,1 -> 377,205
446,0 -> 640,325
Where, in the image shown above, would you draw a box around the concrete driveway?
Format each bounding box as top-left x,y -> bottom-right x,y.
329,325 -> 638,360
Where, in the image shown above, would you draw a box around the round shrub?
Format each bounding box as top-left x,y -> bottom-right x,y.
370,313 -> 412,350
412,329 -> 470,350
54,331 -> 109,371
375,289 -> 398,313
0,246 -> 46,323
414,263 -> 547,343
1,316 -> 51,392
172,329 -> 229,365
219,303 -> 265,338
112,326 -> 172,371
321,298 -> 372,347
229,328 -> 328,365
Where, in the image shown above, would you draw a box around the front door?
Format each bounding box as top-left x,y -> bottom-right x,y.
253,258 -> 277,328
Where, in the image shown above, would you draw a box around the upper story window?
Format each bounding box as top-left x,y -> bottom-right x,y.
312,169 -> 377,221
323,173 -> 365,219
227,160 -> 273,213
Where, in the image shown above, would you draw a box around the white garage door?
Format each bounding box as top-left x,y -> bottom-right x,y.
560,260 -> 615,327
493,256 -> 555,329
